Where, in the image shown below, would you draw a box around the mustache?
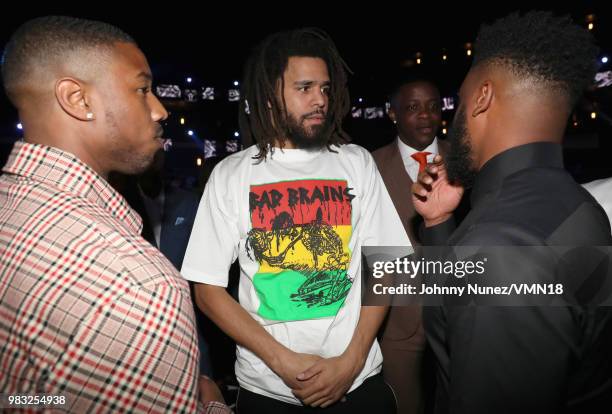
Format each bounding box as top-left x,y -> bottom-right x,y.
154,125 -> 164,138
302,110 -> 326,120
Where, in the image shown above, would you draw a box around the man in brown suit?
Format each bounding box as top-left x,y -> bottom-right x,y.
373,76 -> 446,414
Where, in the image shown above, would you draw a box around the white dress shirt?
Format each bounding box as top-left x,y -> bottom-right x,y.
397,136 -> 439,182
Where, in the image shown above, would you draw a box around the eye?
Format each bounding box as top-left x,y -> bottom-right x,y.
430,102 -> 441,111
407,104 -> 419,112
298,86 -> 309,93
321,86 -> 330,95
138,87 -> 150,94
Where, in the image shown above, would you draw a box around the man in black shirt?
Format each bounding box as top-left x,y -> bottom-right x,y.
411,11 -> 612,414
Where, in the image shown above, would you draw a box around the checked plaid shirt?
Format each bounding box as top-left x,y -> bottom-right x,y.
0,141 -> 228,413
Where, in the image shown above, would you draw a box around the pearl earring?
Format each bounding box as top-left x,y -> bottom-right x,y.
86,112 -> 94,120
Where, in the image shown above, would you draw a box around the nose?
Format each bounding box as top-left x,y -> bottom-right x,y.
149,93 -> 168,122
312,86 -> 327,109
417,107 -> 432,120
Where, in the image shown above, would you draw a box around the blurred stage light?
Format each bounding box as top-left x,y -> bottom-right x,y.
156,84 -> 181,98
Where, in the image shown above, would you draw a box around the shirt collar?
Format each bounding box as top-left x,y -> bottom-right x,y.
2,141 -> 142,234
397,136 -> 439,164
471,141 -> 564,206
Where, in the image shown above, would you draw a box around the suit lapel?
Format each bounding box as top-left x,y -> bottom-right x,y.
379,143 -> 417,242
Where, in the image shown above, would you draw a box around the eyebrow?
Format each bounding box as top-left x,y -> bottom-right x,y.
293,80 -> 331,87
136,72 -> 153,82
405,99 -> 440,104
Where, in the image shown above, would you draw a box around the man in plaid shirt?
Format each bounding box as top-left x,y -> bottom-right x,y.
0,16 -> 229,413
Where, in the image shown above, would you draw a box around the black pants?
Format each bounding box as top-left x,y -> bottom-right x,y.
236,373 -> 396,414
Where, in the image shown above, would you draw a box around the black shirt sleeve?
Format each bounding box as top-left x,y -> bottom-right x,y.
420,216 -> 456,246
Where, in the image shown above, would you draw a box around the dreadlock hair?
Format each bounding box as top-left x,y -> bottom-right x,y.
2,16 -> 135,105
239,28 -> 352,161
472,10 -> 599,108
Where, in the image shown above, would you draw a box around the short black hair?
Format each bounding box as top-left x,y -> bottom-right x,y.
387,70 -> 441,108
2,16 -> 135,103
239,27 -> 351,160
472,10 -> 599,107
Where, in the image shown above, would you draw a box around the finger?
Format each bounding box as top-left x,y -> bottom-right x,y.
310,397 -> 329,407
414,194 -> 427,203
320,396 -> 342,408
425,164 -> 439,175
431,161 -> 447,175
293,381 -> 324,400
309,392 -> 335,408
292,387 -> 310,401
302,390 -> 328,406
419,172 -> 434,186
297,363 -> 323,381
417,169 -> 437,187
417,170 -> 434,184
434,165 -> 447,177
412,183 -> 430,198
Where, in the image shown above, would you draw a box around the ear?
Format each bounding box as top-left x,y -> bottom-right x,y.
472,80 -> 493,118
388,107 -> 397,124
55,77 -> 95,121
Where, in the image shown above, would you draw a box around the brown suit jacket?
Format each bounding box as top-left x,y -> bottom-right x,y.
372,138 -> 449,244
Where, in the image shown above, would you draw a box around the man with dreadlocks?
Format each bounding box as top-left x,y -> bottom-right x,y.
412,11 -> 612,413
181,28 -> 407,412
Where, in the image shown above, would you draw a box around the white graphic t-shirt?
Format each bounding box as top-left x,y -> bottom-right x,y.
182,144 -> 410,403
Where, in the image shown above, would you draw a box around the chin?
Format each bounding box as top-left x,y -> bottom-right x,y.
420,133 -> 437,142
405,135 -> 434,149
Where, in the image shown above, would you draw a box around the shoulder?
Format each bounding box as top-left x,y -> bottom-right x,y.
464,168 -> 611,245
204,146 -> 259,190
214,145 -> 257,174
371,141 -> 396,162
332,143 -> 376,166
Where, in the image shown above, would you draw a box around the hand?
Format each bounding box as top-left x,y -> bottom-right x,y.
273,350 -> 322,390
412,155 -> 463,227
292,353 -> 361,408
198,375 -> 225,405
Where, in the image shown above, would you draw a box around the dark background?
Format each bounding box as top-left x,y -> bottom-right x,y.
1,2 -> 610,185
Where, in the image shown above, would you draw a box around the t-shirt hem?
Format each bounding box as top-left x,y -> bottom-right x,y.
236,364 -> 382,405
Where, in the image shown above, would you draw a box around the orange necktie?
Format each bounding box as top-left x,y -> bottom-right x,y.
411,151 -> 431,172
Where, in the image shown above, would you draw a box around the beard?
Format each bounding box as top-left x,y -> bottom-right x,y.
445,106 -> 477,188
285,110 -> 332,149
106,109 -> 156,175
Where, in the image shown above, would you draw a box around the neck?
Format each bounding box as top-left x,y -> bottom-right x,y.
273,137 -> 295,149
476,95 -> 568,169
398,134 -> 433,151
19,102 -> 109,179
477,126 -> 564,170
